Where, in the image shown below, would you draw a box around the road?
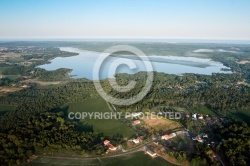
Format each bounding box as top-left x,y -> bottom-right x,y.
208,124 -> 225,166
35,141 -> 153,160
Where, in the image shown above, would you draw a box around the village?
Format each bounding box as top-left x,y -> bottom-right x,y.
100,110 -> 225,166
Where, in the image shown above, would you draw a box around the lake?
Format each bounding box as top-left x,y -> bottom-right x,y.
38,47 -> 231,80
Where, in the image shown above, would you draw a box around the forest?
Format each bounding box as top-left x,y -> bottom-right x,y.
0,70 -> 250,165
213,119 -> 250,166
0,42 -> 250,165
111,72 -> 250,117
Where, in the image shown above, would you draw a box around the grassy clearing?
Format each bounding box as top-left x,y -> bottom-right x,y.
7,57 -> 24,62
172,107 -> 186,112
100,151 -> 175,166
5,75 -> 20,80
64,98 -> 135,138
27,152 -> 175,166
26,157 -> 100,166
189,106 -> 216,116
228,110 -> 250,124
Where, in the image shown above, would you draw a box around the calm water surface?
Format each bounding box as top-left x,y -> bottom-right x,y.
38,47 -> 231,79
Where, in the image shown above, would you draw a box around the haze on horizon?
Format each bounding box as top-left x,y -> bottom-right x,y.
0,0 -> 250,40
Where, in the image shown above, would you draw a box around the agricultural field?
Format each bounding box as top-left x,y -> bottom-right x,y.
189,106 -> 216,116
63,98 -> 136,138
27,152 -> 176,166
26,157 -> 100,166
142,114 -> 182,131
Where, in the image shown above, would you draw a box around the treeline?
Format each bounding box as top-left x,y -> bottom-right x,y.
0,82 -> 97,129
209,51 -> 250,82
1,46 -> 78,81
0,70 -> 250,165
185,119 -> 250,166
213,119 -> 250,166
32,68 -> 72,81
0,111 -> 105,165
0,77 -> 16,86
2,66 -> 72,81
2,66 -> 32,76
109,72 -> 250,116
0,82 -> 103,165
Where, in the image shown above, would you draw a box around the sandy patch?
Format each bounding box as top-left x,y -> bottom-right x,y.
0,52 -> 21,58
142,114 -> 181,130
237,81 -> 250,86
22,79 -> 63,86
0,87 -> 22,93
30,58 -> 44,61
237,60 -> 250,64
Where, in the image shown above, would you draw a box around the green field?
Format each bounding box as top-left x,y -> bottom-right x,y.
0,104 -> 16,116
5,75 -> 20,80
189,106 -> 216,116
27,152 -> 176,166
7,57 -> 24,62
64,98 -> 135,138
228,110 -> 250,124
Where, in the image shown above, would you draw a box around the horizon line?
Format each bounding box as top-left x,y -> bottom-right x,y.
0,37 -> 250,44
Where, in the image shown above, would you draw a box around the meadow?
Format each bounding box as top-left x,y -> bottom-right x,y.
64,98 -> 136,138
27,152 -> 176,166
189,106 -> 216,116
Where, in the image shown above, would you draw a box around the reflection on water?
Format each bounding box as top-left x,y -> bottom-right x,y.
38,47 -> 231,80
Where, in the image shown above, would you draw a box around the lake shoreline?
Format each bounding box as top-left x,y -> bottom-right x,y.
38,47 -> 231,80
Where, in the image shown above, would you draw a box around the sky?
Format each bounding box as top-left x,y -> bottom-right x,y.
0,0 -> 250,40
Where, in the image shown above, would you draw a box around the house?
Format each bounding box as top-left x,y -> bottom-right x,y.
197,136 -> 203,143
103,140 -> 117,151
132,137 -> 140,144
161,133 -> 176,140
169,133 -> 177,138
103,140 -> 110,146
175,131 -> 183,135
146,149 -> 157,157
192,113 -> 197,120
198,115 -> 204,119
192,133 -> 208,143
203,134 -> 208,138
133,120 -> 140,125
161,134 -> 170,140
107,144 -> 117,151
